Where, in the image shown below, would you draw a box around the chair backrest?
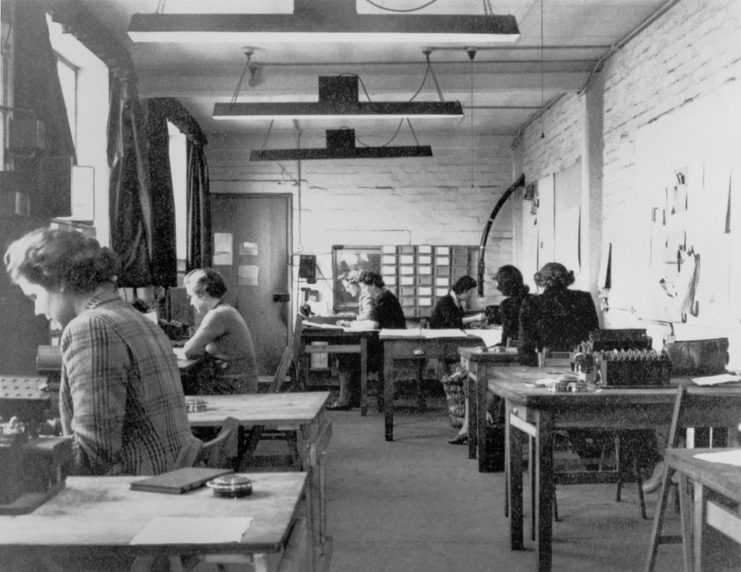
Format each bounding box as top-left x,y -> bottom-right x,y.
196,416 -> 240,469
267,345 -> 294,393
290,314 -> 305,385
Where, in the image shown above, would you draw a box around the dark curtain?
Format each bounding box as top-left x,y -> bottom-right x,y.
186,140 -> 212,270
107,74 -> 152,286
143,99 -> 177,287
14,1 -> 76,218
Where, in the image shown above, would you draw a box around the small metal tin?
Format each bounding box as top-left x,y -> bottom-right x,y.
207,474 -> 253,498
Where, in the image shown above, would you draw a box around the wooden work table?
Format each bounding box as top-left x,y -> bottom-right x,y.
458,347 -> 519,471
379,328 -> 500,441
0,472 -> 308,571
187,391 -> 332,571
488,368 -> 741,572
299,327 -> 379,415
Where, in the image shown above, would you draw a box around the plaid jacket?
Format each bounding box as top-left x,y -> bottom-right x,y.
60,290 -> 200,475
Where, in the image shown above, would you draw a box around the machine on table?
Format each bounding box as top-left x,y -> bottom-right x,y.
0,375 -> 71,514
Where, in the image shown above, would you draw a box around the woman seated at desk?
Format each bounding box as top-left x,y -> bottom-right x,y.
327,271 -> 406,411
4,227 -> 200,477
184,268 -> 258,394
429,275 -> 484,330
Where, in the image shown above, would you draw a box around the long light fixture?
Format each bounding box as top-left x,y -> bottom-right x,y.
128,1 -> 520,44
250,128 -> 432,161
214,75 -> 463,121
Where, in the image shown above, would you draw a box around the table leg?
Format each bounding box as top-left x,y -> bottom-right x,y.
535,411 -> 554,572
466,363 -> 477,460
509,407 -> 524,550
693,482 -> 704,572
384,348 -> 395,441
477,363 -> 489,470
360,338 -> 368,416
678,473 -> 694,572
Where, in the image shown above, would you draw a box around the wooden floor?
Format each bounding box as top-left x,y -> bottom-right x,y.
323,394 -> 740,572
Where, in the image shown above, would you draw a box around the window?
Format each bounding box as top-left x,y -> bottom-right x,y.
168,122 -> 187,272
56,54 -> 78,147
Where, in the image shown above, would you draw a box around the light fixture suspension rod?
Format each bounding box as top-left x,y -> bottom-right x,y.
406,118 -> 421,146
423,51 -> 445,102
467,48 -> 476,188
258,119 -> 275,152
229,50 -> 254,107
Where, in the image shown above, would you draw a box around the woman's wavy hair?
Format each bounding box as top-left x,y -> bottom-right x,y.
452,275 -> 477,295
184,268 -> 228,299
4,227 -> 120,292
358,270 -> 385,288
495,265 -> 530,297
533,262 -> 575,290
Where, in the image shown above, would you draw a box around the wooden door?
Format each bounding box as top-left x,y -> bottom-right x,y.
210,193 -> 291,375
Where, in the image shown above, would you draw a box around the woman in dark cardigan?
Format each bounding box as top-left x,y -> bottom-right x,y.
519,262 -> 599,365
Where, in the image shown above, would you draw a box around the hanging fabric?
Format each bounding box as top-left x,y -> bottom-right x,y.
186,140 -> 212,270
107,74 -> 152,286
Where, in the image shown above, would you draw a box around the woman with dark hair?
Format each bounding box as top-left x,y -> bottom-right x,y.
327,271 -> 406,410
4,227 -> 200,477
184,268 -> 258,394
493,265 -> 531,348
430,275 -> 484,329
519,262 -> 599,365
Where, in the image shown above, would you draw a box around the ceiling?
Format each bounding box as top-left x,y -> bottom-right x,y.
74,0 -> 672,143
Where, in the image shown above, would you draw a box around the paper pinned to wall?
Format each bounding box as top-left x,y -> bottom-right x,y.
239,241 -> 258,256
238,265 -> 259,286
213,233 -> 233,265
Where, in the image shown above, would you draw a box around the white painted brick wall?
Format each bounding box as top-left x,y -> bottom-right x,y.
208,131 -> 517,313
517,0 -> 741,364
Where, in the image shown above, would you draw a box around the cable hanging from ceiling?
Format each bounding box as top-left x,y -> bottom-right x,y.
467,47 -> 476,188
540,0 -> 545,138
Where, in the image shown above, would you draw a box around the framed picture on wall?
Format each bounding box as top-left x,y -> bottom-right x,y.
332,245 -> 382,313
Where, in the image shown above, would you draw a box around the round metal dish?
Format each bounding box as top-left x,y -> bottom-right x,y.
206,473 -> 253,498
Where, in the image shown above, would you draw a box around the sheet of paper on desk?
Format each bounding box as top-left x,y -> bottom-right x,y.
303,320 -> 344,330
130,517 -> 254,545
694,450 -> 741,466
421,329 -> 466,338
463,329 -> 502,347
691,373 -> 741,386
380,328 -> 424,337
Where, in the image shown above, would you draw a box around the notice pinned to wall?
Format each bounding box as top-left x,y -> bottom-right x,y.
213,233 -> 233,266
239,241 -> 259,256
238,265 -> 259,286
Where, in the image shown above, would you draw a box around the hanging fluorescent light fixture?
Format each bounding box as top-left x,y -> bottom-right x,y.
128,1 -> 520,44
250,128 -> 432,161
214,75 -> 463,120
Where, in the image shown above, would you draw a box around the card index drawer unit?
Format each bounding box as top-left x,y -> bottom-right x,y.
343,244 -> 480,320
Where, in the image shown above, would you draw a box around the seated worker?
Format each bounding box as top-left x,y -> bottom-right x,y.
494,265 -> 531,348
520,262 -> 610,467
429,275 -> 484,329
334,271 -> 377,408
429,275 -> 481,445
327,271 -> 406,410
184,268 -> 258,394
4,227 -> 201,476
519,262 -> 599,366
446,268 -> 531,445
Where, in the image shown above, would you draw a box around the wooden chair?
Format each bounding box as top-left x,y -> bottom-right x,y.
242,317 -> 305,468
196,416 -> 241,470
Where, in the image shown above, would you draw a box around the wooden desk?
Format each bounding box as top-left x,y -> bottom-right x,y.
0,473 -> 308,572
300,327 -> 378,415
489,370 -> 741,572
458,347 -> 519,471
187,392 -> 332,570
379,329 -> 488,441
660,448 -> 741,572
